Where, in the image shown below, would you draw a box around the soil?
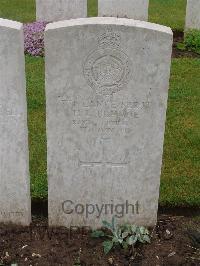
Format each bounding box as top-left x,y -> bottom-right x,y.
0,213 -> 199,266
172,30 -> 200,58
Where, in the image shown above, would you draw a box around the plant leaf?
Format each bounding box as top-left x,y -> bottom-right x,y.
118,237 -> 123,244
103,240 -> 113,254
139,226 -> 146,234
143,234 -> 151,243
127,235 -> 138,245
91,230 -> 105,238
111,216 -> 116,231
112,236 -> 121,243
122,231 -> 129,239
102,220 -> 113,231
138,234 -> 145,243
131,225 -> 137,233
117,228 -> 122,237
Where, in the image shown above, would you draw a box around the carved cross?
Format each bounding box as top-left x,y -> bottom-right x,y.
79,138 -> 130,169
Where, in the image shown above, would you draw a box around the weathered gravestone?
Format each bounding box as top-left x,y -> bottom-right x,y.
0,19 -> 31,226
45,17 -> 172,228
185,0 -> 200,30
36,0 -> 87,22
98,0 -> 149,21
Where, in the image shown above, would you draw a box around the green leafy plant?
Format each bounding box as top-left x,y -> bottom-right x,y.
91,217 -> 150,254
177,30 -> 200,54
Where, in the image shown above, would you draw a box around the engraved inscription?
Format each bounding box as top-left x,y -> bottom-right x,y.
83,29 -> 130,95
0,211 -> 24,218
79,138 -> 130,169
59,93 -> 151,136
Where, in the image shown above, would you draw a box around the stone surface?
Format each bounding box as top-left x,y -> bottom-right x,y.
185,0 -> 200,30
45,17 -> 173,228
0,19 -> 31,226
98,0 -> 149,20
36,0 -> 87,22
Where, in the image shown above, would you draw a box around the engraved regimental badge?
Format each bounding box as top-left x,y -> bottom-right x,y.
83,29 -> 131,96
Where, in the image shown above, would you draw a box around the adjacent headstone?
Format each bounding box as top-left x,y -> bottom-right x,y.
36,0 -> 87,22
0,19 -> 31,226
98,0 -> 149,21
185,0 -> 200,30
45,17 -> 172,228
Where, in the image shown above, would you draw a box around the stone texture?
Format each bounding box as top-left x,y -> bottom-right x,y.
98,0 -> 149,20
0,19 -> 31,226
185,0 -> 200,30
45,17 -> 173,228
36,0 -> 87,22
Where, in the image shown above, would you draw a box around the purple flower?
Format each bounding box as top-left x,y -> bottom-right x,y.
23,21 -> 49,57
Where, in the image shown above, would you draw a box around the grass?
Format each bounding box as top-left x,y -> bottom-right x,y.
160,59 -> 200,206
1,1 -> 200,206
149,0 -> 187,31
88,0 -> 98,17
0,0 -> 36,23
25,55 -> 47,199
0,0 -> 187,30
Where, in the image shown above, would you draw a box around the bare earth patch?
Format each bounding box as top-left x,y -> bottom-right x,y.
0,215 -> 199,265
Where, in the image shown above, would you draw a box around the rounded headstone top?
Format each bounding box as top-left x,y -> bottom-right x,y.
45,17 -> 172,36
0,18 -> 22,30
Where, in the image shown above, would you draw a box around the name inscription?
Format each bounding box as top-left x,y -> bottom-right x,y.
58,94 -> 152,136
0,211 -> 24,218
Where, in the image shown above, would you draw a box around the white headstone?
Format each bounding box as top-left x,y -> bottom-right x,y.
0,19 -> 31,226
45,17 -> 172,228
98,0 -> 149,21
36,0 -> 87,22
185,0 -> 200,30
